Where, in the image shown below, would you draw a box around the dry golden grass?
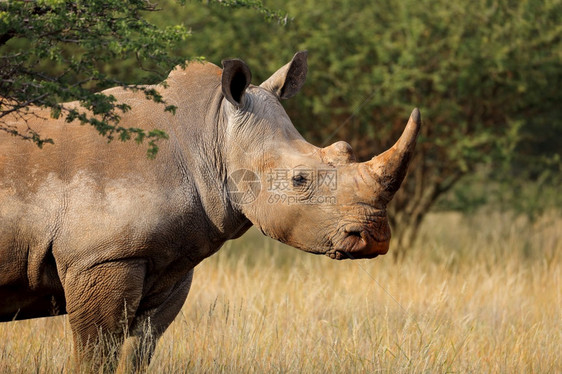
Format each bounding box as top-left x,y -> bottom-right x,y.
1,210 -> 560,373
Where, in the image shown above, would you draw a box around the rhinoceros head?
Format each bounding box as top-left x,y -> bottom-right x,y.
221,51 -> 420,260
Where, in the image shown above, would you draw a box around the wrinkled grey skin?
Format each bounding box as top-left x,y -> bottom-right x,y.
0,52 -> 420,371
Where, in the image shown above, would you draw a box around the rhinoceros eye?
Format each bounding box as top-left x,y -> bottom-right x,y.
292,174 -> 308,187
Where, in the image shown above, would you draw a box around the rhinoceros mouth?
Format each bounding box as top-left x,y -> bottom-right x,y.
324,224 -> 390,260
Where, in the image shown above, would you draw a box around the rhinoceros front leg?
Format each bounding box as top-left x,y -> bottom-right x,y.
64,259 -> 147,373
116,269 -> 194,373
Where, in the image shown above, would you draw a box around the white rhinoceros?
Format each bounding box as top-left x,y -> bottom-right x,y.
0,52 -> 420,371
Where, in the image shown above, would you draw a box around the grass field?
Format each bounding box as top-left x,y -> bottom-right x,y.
1,210 -> 560,373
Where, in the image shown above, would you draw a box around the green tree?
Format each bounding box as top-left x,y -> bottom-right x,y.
167,0 -> 561,257
0,0 -> 189,156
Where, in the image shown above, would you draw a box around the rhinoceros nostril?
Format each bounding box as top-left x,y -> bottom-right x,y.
346,231 -> 362,238
342,229 -> 369,252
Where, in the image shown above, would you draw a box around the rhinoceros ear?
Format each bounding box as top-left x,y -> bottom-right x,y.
221,59 -> 252,108
260,51 -> 308,100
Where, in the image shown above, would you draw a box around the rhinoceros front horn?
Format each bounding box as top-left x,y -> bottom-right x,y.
366,108 -> 421,204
